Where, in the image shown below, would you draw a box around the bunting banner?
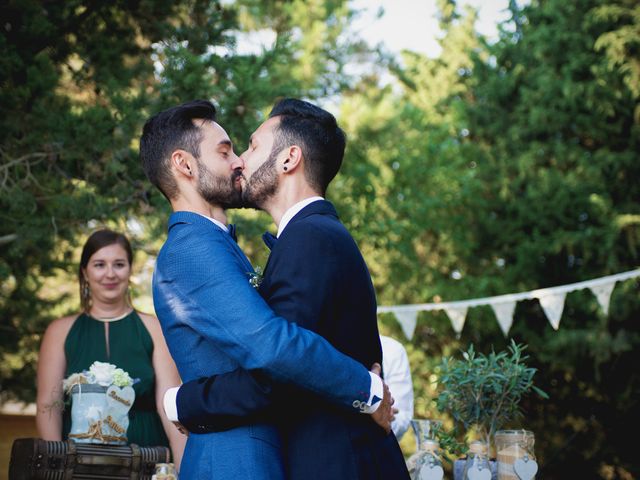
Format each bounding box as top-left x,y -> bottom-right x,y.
589,282 -> 616,316
377,269 -> 640,339
535,291 -> 566,330
394,310 -> 419,340
444,307 -> 468,337
491,301 -> 517,337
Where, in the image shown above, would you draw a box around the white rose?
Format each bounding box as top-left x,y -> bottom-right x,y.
89,361 -> 117,386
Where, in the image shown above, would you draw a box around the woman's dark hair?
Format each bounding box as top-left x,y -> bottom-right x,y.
78,229 -> 133,312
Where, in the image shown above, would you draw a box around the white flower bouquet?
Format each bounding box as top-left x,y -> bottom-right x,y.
248,266 -> 264,288
64,361 -> 137,445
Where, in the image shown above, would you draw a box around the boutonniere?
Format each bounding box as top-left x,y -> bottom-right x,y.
248,266 -> 264,288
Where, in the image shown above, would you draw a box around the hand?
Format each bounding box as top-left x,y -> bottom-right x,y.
173,420 -> 189,437
370,363 -> 395,435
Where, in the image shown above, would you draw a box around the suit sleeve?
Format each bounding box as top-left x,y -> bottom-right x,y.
176,369 -> 276,432
382,339 -> 414,439
154,225 -> 372,415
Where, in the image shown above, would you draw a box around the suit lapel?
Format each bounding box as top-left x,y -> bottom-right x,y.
168,211 -> 255,274
285,200 -> 338,224
261,200 -> 338,280
223,233 -> 254,273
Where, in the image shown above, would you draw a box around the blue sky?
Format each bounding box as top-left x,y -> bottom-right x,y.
351,0 -> 514,57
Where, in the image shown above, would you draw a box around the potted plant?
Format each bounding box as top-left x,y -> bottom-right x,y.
435,340 -> 548,479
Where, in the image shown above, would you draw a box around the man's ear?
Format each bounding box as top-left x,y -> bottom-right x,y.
171,150 -> 195,178
282,145 -> 303,173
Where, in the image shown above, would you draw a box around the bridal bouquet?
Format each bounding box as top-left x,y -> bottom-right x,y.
64,361 -> 137,445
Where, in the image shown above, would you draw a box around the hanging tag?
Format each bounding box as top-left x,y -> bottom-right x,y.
468,465 -> 492,480
419,464 -> 444,480
514,457 -> 538,480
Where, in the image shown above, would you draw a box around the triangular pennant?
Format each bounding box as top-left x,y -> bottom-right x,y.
444,307 -> 468,336
589,281 -> 616,315
393,310 -> 419,340
536,292 -> 566,330
490,301 -> 517,337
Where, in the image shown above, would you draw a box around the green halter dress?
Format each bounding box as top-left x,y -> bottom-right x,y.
62,311 -> 169,447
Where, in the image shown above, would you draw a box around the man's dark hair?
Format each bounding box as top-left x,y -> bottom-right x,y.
268,98 -> 346,194
140,100 -> 217,200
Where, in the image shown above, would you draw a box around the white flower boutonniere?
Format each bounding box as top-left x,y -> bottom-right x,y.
248,266 -> 264,288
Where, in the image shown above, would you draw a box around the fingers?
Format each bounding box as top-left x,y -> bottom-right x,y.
371,381 -> 394,435
173,421 -> 189,436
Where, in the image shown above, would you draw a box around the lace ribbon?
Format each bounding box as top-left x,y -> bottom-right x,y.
68,419 -> 127,443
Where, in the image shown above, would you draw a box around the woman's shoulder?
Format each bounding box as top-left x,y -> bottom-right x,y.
136,311 -> 162,335
43,314 -> 80,342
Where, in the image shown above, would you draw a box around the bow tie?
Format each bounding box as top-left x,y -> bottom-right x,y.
262,231 -> 277,250
227,224 -> 237,242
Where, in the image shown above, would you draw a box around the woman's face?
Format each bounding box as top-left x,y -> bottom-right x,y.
83,243 -> 131,305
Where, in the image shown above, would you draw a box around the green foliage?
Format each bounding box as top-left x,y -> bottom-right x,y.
339,0 -> 639,475
591,1 -> 640,117
436,341 -> 548,448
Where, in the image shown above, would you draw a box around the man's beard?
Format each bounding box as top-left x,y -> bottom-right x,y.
196,159 -> 244,209
242,149 -> 279,209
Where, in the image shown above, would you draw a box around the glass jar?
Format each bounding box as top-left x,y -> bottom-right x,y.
413,438 -> 444,480
411,419 -> 442,447
68,384 -> 108,444
462,441 -> 493,480
495,430 -> 537,480
152,463 -> 177,480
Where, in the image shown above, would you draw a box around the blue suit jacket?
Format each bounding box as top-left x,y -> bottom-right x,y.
176,202 -> 410,479
153,211 -> 374,480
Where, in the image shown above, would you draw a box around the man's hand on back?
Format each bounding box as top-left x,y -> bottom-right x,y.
370,363 -> 397,434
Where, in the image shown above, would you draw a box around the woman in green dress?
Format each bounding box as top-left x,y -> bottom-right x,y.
36,229 -> 186,468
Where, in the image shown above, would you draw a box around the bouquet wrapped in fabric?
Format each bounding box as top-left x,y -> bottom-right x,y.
63,361 -> 137,445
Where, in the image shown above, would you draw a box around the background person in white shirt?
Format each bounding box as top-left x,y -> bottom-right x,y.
381,334 -> 414,440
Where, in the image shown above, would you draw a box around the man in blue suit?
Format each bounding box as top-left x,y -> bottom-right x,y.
172,99 -> 410,479
139,100 -> 394,479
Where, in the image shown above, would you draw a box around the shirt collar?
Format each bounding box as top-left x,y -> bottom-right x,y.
277,196 -> 324,238
193,211 -> 229,232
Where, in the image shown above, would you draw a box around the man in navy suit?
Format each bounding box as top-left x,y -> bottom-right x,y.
140,100 -> 394,479
173,99 -> 410,479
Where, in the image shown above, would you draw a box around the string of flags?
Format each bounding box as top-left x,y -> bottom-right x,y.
377,269 -> 640,339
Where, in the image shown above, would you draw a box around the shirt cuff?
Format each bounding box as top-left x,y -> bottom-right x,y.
360,372 -> 384,414
163,386 -> 180,422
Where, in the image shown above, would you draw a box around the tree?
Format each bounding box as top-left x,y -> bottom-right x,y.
463,0 -> 639,476
334,0 -> 639,476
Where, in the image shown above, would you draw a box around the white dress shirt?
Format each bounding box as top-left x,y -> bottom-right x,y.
381,335 -> 414,439
276,196 -> 324,237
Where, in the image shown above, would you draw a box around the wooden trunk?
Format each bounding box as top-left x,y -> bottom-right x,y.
8,438 -> 170,480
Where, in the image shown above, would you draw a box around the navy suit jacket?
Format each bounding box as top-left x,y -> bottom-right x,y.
177,201 -> 409,479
